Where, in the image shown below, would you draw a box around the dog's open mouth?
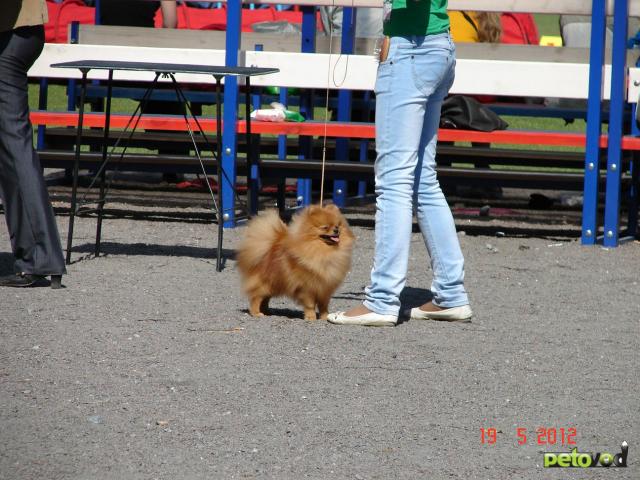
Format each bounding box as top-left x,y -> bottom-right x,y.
320,234 -> 340,244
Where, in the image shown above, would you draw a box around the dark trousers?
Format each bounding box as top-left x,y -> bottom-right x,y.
0,25 -> 65,275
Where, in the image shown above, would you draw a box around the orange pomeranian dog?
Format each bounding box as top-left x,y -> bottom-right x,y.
236,204 -> 354,320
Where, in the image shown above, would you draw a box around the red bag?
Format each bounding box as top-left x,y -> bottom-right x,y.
500,13 -> 540,45
155,5 -> 276,32
154,5 -> 321,32
45,0 -> 95,43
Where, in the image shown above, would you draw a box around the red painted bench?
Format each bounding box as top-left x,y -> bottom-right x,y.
30,110 -> 640,150
31,109 -> 639,214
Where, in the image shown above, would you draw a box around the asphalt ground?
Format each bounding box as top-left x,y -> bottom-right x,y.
1,187 -> 638,479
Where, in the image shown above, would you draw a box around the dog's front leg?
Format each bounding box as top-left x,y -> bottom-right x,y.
300,294 -> 318,320
249,296 -> 266,317
260,297 -> 271,315
317,298 -> 329,320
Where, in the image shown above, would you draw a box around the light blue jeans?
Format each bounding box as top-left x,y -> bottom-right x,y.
363,33 -> 469,316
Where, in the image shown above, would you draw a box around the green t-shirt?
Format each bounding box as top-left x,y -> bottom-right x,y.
383,0 -> 450,37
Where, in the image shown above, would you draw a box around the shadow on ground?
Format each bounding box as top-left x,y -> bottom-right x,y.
71,241 -> 233,260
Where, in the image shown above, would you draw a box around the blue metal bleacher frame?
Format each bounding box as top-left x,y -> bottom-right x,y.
42,0 -> 639,246
220,0 -> 638,245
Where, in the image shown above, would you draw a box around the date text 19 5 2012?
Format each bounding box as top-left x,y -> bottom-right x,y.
480,427 -> 577,446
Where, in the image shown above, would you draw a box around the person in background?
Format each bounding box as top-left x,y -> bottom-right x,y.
450,11 -> 538,45
501,13 -> 539,45
560,15 -> 639,49
320,6 -> 384,38
449,11 -> 502,43
0,0 -> 66,288
328,0 -> 472,326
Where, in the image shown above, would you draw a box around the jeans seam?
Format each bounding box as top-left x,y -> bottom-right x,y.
422,211 -> 453,285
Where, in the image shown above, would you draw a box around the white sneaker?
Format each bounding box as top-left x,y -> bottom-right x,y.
327,311 -> 397,327
408,304 -> 473,322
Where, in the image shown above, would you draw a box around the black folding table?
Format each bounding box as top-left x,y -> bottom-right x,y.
51,60 -> 278,271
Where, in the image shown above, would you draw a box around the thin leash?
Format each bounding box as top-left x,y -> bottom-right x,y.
319,2 -> 335,206
319,0 -> 352,206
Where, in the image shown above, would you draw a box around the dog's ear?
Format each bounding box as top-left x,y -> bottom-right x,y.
324,203 -> 340,213
304,204 -> 320,216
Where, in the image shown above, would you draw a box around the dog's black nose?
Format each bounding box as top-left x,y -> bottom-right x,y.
333,227 -> 339,235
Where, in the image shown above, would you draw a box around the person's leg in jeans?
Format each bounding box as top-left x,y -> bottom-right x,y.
362,36 -> 428,316
413,41 -> 468,309
330,33 -> 469,323
0,26 -> 66,278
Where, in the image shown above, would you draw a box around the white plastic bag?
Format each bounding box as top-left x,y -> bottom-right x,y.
250,102 -> 286,122
250,108 -> 286,122
250,102 -> 305,122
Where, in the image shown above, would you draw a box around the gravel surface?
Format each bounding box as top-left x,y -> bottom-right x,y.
1,194 -> 639,479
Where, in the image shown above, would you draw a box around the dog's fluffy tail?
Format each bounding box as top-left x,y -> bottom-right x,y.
236,210 -> 287,272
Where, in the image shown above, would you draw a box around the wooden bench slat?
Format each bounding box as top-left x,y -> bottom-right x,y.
31,43 -> 619,99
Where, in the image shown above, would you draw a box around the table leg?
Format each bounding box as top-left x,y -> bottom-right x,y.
95,69 -> 113,257
277,182 -> 286,216
66,70 -> 88,265
215,77 -> 224,272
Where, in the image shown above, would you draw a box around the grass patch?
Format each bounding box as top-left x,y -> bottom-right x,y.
534,14 -> 561,38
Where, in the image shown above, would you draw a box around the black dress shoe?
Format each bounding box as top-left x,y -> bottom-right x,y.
0,273 -> 62,289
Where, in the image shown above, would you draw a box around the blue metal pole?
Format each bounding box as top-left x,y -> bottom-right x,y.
67,21 -> 80,112
333,7 -> 356,207
581,0 -> 607,245
248,43 -> 264,213
277,87 -> 289,208
630,158 -> 639,238
298,6 -> 316,206
602,0 -> 630,247
628,104 -> 639,237
222,0 -> 242,227
252,45 -> 263,112
278,87 -> 288,161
